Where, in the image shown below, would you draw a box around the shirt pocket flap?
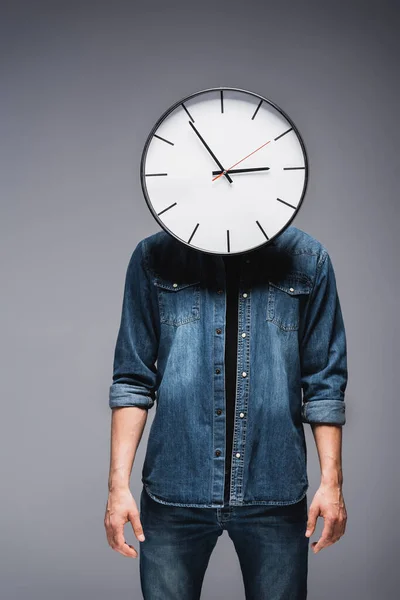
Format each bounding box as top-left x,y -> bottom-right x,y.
269,273 -> 312,296
154,278 -> 201,292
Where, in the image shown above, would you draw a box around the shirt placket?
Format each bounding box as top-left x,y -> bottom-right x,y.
229,256 -> 251,505
211,254 -> 251,506
211,255 -> 228,506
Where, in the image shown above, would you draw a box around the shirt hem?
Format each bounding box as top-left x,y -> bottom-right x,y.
143,482 -> 309,508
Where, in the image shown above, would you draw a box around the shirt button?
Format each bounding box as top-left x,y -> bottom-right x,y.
217,289 -> 223,294
236,452 -> 241,458
172,283 -> 178,288
242,293 -> 248,298
215,450 -> 221,457
216,409 -> 222,415
239,412 -> 245,418
216,328 -> 222,334
242,371 -> 247,377
289,287 -> 294,292
215,368 -> 221,374
241,332 -> 246,338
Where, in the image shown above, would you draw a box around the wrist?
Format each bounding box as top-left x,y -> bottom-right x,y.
108,484 -> 130,494
321,469 -> 343,487
108,475 -> 130,493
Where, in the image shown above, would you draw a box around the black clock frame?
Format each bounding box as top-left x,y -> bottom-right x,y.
140,86 -> 309,256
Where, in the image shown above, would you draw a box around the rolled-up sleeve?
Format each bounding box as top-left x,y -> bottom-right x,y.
109,239 -> 159,410
300,250 -> 348,425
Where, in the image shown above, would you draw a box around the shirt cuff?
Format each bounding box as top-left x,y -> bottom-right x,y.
301,398 -> 346,425
109,383 -> 155,409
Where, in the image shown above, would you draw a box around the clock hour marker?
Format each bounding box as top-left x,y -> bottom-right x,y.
145,173 -> 168,176
275,128 -> 293,141
154,134 -> 174,146
188,223 -> 199,244
220,90 -> 224,113
181,102 -> 195,123
157,202 -> 177,216
251,99 -> 263,120
227,230 -> 231,252
276,197 -> 297,209
283,166 -> 305,170
256,220 -> 269,240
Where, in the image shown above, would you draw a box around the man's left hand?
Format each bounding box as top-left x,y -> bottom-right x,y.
305,482 -> 347,553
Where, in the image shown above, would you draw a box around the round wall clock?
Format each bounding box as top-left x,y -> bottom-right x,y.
140,87 -> 308,255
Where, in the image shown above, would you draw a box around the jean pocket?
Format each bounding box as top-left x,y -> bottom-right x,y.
154,277 -> 201,326
266,273 -> 311,331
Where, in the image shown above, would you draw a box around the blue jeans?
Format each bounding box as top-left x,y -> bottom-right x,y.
139,485 -> 309,599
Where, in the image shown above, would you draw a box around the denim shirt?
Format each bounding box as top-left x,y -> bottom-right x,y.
109,225 -> 348,508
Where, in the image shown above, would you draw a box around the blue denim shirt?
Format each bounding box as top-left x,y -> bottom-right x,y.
109,226 -> 348,508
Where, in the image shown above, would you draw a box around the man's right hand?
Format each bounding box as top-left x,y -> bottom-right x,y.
104,487 -> 145,558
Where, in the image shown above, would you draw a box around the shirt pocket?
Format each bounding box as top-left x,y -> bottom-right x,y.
154,278 -> 201,326
266,273 -> 312,331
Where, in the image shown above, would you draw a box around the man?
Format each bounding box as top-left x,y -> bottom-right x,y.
104,225 -> 348,599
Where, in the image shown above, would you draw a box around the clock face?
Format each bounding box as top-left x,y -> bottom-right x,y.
140,87 -> 308,255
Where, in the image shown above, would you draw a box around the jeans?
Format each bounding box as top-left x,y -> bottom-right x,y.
139,485 -> 309,599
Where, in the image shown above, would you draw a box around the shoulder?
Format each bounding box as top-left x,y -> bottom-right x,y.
272,226 -> 333,273
135,230 -> 167,250
123,231 -> 169,275
273,225 -> 328,258
139,230 -> 178,252
133,230 -> 172,260
136,230 -> 201,280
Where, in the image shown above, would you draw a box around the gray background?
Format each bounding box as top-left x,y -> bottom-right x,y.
1,0 -> 398,598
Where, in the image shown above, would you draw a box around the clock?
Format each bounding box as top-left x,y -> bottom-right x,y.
140,87 -> 308,255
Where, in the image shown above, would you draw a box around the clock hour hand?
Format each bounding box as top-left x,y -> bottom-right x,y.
212,167 -> 270,175
188,121 -> 233,184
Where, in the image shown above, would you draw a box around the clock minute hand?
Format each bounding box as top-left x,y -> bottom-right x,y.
188,121 -> 233,184
212,139 -> 272,181
212,167 -> 270,175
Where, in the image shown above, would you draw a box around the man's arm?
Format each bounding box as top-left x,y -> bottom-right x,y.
306,423 -> 347,553
105,240 -> 159,559
105,406 -> 148,559
300,249 -> 348,553
109,239 -> 159,411
108,407 -> 148,494
311,423 -> 343,488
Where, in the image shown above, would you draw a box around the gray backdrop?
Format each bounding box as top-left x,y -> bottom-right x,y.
1,0 -> 398,598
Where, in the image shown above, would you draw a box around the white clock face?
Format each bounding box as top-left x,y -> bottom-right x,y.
141,88 -> 308,255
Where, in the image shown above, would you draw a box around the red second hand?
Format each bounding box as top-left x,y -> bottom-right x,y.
212,139 -> 271,181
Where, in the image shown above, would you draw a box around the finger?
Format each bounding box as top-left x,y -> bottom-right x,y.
128,510 -> 146,542
123,542 -> 139,558
305,506 -> 319,537
105,515 -> 117,548
312,517 -> 336,553
109,518 -> 138,558
113,529 -> 138,558
106,530 -> 137,558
